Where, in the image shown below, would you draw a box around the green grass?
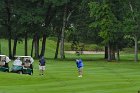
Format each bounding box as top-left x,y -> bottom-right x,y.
0,39 -> 140,60
1,39 -> 140,93
0,60 -> 140,93
64,42 -> 104,51
0,39 -> 57,58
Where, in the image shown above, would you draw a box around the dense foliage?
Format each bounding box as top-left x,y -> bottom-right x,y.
0,0 -> 139,61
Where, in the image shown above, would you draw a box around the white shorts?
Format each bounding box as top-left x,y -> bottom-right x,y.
39,66 -> 45,70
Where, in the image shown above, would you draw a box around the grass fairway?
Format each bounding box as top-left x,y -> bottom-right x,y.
0,60 -> 140,93
1,39 -> 140,93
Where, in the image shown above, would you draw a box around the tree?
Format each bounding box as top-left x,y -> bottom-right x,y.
123,0 -> 140,62
2,0 -> 13,58
89,0 -> 124,61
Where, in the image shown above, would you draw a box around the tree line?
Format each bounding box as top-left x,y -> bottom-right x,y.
0,0 -> 140,62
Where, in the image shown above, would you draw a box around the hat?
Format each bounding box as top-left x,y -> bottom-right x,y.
76,59 -> 79,62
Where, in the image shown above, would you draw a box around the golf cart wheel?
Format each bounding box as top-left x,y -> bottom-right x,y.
5,69 -> 9,72
29,71 -> 33,75
18,71 -> 22,74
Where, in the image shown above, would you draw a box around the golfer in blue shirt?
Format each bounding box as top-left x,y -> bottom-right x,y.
76,59 -> 83,77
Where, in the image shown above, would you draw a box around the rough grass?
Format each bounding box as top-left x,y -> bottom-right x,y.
0,39 -> 56,58
0,60 -> 140,93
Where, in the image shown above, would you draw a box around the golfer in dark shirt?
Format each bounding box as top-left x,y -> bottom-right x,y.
39,56 -> 46,75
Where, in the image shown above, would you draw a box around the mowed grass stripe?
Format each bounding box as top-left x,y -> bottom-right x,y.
0,79 -> 138,93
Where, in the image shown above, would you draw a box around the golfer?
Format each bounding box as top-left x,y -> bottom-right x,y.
13,57 -> 22,66
39,56 -> 46,75
5,56 -> 11,68
76,59 -> 83,77
29,57 -> 34,73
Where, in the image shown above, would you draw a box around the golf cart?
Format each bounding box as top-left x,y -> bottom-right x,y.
0,55 -> 9,72
11,56 -> 33,75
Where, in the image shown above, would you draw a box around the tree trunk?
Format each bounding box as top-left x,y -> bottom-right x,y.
25,31 -> 28,56
8,30 -> 12,58
111,46 -> 116,60
5,0 -> 12,58
107,43 -> 111,61
13,37 -> 17,57
129,2 -> 138,62
60,6 -> 67,59
31,37 -> 34,57
104,46 -> 108,59
40,34 -> 47,57
134,34 -> 138,62
116,45 -> 120,61
0,42 -> 1,54
37,37 -> 39,57
34,34 -> 39,58
54,33 -> 61,59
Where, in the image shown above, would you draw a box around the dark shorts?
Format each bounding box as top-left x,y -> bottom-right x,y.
78,67 -> 83,71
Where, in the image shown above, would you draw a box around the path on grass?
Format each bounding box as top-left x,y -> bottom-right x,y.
65,51 -> 104,54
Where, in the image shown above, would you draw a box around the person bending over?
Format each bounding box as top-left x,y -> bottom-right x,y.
76,59 -> 83,77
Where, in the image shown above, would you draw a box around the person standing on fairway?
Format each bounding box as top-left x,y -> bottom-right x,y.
76,59 -> 83,77
39,56 -> 46,75
13,57 -> 22,66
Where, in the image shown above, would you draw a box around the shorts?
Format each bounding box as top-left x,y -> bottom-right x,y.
78,67 -> 83,72
39,66 -> 45,70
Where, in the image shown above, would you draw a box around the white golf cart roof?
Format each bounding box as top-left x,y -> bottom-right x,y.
14,56 -> 31,58
0,55 -> 6,57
